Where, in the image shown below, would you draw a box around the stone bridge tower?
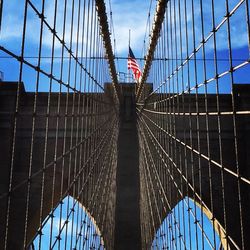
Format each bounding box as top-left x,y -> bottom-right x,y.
0,82 -> 249,249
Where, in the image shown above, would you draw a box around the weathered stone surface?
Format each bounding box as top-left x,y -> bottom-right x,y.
0,82 -> 249,249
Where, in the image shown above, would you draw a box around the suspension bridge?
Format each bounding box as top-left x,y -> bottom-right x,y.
0,0 -> 250,249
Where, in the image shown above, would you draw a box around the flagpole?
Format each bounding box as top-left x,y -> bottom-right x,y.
129,29 -> 131,48
128,29 -> 131,83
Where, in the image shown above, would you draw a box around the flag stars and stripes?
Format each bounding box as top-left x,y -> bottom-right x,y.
127,46 -> 142,82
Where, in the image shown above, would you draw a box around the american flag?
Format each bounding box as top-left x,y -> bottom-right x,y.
127,46 -> 141,82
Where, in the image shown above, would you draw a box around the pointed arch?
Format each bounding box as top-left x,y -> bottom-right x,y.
29,196 -> 105,249
151,197 -> 238,250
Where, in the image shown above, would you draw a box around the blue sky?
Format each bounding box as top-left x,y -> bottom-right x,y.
0,0 -> 249,249
0,0 -> 249,91
107,0 -> 250,91
0,0 -> 112,92
32,196 -> 104,250
152,197 -> 222,250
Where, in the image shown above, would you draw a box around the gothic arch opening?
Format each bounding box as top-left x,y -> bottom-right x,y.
28,196 -> 105,250
151,197 -> 228,250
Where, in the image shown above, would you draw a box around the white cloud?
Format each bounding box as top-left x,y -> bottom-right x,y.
0,0 -> 24,40
108,0 -> 248,57
0,0 -> 248,58
0,0 -> 94,57
108,0 -> 156,55
0,14 -> 23,40
197,0 -> 248,51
